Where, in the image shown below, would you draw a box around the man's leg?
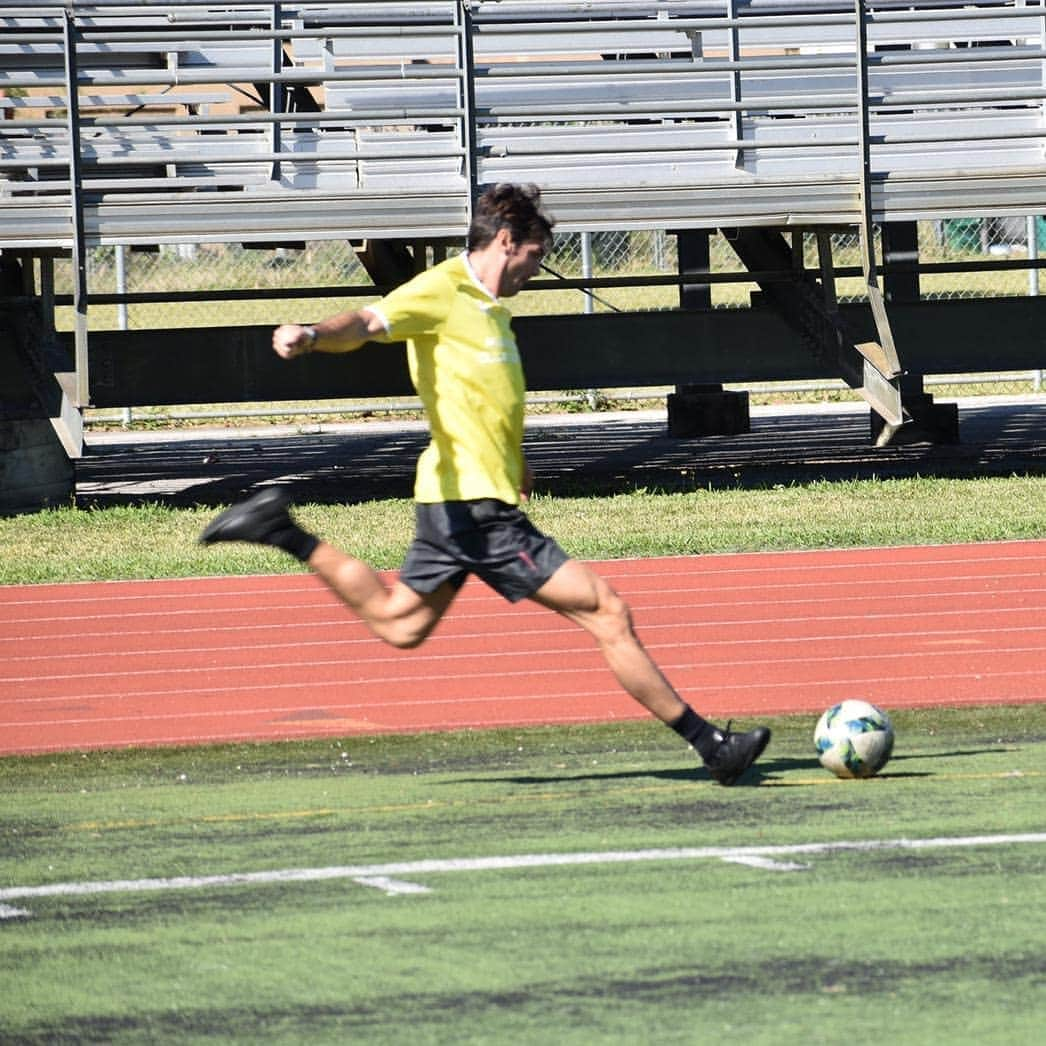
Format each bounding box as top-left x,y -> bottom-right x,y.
529,558 -> 770,785
199,487 -> 456,649
308,541 -> 458,649
529,559 -> 685,724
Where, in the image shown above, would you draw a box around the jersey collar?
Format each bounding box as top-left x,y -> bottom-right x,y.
462,250 -> 500,304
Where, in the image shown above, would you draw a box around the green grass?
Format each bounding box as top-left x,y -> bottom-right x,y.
2,474 -> 1044,584
1,707 -> 1044,1044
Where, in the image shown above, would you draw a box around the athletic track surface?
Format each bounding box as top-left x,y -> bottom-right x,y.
2,539 -> 1044,757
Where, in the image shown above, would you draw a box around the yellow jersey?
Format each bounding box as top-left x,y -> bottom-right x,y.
366,253 -> 525,505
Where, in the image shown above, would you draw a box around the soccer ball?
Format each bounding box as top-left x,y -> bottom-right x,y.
814,700 -> 894,779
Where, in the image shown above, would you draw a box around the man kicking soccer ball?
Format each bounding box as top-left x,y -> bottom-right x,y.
200,183 -> 770,785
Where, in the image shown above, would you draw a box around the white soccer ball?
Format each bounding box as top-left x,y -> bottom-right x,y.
814,700 -> 895,779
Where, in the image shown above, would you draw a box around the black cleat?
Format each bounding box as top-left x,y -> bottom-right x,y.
198,486 -> 294,548
703,722 -> 771,786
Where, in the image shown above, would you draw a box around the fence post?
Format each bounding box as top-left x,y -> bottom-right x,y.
581,232 -> 599,408
581,232 -> 594,316
116,245 -> 133,427
1029,216 -> 1043,392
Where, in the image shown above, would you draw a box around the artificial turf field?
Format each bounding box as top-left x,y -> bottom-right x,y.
1,706 -> 1044,1045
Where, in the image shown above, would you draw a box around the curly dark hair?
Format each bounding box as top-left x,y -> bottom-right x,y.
467,183 -> 554,251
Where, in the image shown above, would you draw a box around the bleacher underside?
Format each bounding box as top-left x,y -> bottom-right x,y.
2,0 -> 1045,484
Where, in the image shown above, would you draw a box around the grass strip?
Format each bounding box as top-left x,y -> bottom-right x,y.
2,474 -> 1044,584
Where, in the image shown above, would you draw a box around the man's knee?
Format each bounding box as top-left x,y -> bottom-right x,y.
372,581 -> 452,649
589,586 -> 636,645
379,618 -> 433,650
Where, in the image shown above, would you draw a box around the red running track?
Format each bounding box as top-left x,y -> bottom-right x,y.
2,540 -> 1044,756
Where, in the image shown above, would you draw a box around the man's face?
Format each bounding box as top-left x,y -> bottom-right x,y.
498,237 -> 547,298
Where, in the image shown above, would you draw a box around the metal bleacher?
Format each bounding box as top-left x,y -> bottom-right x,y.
1,1 -> 1045,507
3,1 -> 1046,242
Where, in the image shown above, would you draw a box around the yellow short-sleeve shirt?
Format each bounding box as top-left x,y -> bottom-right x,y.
367,253 -> 525,505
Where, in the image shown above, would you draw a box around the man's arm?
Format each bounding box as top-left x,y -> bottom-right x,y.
272,308 -> 387,360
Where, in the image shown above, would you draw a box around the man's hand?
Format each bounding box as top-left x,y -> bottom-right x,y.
272,309 -> 385,360
520,461 -> 535,502
272,324 -> 315,360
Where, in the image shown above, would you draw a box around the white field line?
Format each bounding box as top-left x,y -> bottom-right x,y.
2,833 -> 1044,907
720,856 -> 811,872
351,876 -> 433,896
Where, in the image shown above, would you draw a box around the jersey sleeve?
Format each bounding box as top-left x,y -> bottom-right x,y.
368,266 -> 454,341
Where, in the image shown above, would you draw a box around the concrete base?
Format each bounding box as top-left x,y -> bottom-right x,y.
667,384 -> 751,438
871,393 -> 961,447
0,417 -> 75,514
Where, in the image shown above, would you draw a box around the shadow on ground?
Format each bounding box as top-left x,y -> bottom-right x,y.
75,400 -> 1046,509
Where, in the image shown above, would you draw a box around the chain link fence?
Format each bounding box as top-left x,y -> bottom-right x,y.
52,217 -> 1046,325
40,217 -> 1045,424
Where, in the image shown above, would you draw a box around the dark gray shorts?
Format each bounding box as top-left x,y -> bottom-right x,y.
400,500 -> 569,603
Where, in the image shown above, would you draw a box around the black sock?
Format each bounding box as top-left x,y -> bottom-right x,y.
269,524 -> 319,563
669,705 -> 721,760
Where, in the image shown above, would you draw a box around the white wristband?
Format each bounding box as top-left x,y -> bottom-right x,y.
302,325 -> 318,350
